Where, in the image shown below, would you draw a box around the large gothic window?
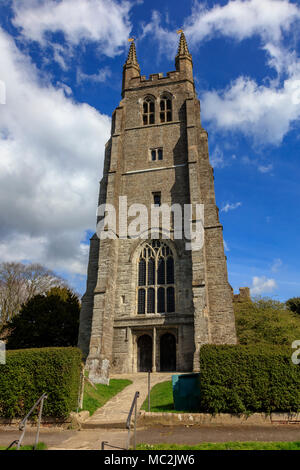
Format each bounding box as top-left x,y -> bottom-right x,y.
143,97 -> 155,125
160,94 -> 172,123
137,240 -> 175,314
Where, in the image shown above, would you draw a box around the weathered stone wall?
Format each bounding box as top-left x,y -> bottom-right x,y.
79,41 -> 237,380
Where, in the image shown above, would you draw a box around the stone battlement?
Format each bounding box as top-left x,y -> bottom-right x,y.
129,70 -> 181,89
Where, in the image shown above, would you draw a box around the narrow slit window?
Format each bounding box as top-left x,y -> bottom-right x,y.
153,192 -> 161,207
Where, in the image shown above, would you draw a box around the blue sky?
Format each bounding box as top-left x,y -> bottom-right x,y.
0,0 -> 299,301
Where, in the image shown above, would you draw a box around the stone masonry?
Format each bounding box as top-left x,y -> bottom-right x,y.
78,34 -> 237,383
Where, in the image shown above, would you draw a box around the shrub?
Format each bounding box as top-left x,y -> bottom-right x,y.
0,347 -> 82,419
286,297 -> 300,315
199,344 -> 300,414
3,289 -> 80,350
234,298 -> 300,345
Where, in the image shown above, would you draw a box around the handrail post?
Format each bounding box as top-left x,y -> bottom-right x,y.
10,393 -> 48,451
17,424 -> 26,450
148,371 -> 151,412
133,394 -> 138,450
126,391 -> 139,450
34,394 -> 47,450
77,367 -> 84,413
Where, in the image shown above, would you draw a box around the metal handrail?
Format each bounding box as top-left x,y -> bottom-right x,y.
6,393 -> 47,450
126,391 -> 139,429
126,391 -> 139,450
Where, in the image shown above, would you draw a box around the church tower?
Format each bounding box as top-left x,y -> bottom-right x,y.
78,34 -> 237,383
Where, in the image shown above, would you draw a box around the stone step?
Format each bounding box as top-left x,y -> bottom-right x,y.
81,421 -> 127,430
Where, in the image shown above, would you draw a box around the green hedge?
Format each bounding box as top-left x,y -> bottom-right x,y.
199,345 -> 300,414
0,347 -> 82,419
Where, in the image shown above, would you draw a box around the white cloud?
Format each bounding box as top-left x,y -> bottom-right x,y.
251,276 -> 278,295
210,145 -> 225,168
223,240 -> 230,252
242,155 -> 274,173
271,258 -> 283,273
12,0 -> 132,60
77,67 -> 112,84
0,27 -> 111,276
201,73 -> 300,144
185,0 -> 300,45
221,202 -> 242,213
187,1 -> 300,145
258,163 -> 273,173
143,0 -> 300,146
141,10 -> 178,58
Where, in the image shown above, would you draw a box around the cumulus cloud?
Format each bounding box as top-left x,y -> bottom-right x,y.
184,0 -> 300,44
251,275 -> 278,295
143,0 -> 300,145
221,202 -> 242,213
201,73 -> 300,144
187,0 -> 300,144
0,27 -> 111,276
12,0 -> 133,60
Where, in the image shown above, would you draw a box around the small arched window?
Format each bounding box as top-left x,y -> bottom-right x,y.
160,94 -> 172,123
143,97 -> 155,125
137,240 -> 175,315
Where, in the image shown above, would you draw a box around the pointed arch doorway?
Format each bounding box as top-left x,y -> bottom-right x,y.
137,335 -> 152,372
160,333 -> 176,372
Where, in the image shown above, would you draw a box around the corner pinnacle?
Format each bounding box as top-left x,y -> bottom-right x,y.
176,31 -> 192,59
125,39 -> 140,69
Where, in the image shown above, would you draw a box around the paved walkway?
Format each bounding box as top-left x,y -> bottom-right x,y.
3,424 -> 300,451
82,373 -> 172,429
49,373 -> 172,450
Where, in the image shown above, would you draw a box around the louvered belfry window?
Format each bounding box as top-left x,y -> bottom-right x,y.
137,240 -> 175,314
160,95 -> 172,123
143,97 -> 155,125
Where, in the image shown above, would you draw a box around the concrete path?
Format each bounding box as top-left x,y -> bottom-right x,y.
82,373 -> 172,429
2,424 -> 300,451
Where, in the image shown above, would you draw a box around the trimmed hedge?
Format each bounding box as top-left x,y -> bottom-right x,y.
0,347 -> 82,419
199,345 -> 300,414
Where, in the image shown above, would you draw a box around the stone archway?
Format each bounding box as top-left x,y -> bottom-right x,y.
137,335 -> 152,372
160,333 -> 176,372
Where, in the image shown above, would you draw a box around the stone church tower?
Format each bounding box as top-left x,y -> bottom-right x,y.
78,34 -> 237,383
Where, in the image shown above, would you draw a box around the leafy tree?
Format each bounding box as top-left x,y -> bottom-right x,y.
234,297 -> 300,345
286,297 -> 300,315
3,288 -> 80,350
0,262 -> 67,325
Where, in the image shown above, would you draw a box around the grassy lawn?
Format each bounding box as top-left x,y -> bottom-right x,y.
82,378 -> 132,416
0,443 -> 47,450
141,380 -> 179,412
137,442 -> 300,450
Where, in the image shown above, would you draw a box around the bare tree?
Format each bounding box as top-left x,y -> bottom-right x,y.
0,262 -> 68,325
